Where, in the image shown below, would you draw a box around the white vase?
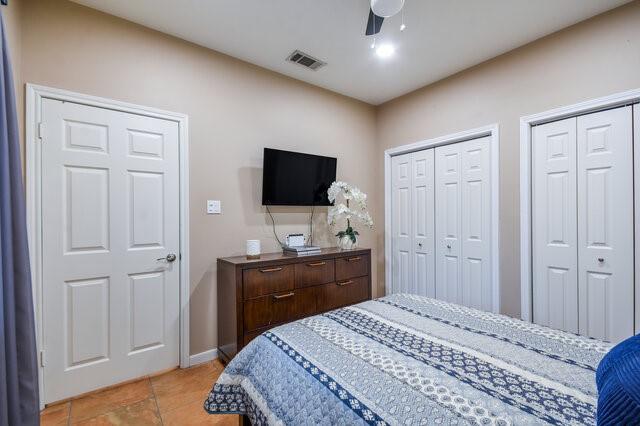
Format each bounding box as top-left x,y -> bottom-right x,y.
338,235 -> 358,250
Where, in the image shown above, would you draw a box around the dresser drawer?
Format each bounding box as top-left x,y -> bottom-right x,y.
243,264 -> 295,299
316,276 -> 369,312
294,259 -> 335,288
335,255 -> 369,281
243,287 -> 317,332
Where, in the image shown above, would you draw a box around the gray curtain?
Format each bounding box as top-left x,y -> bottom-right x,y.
0,9 -> 40,426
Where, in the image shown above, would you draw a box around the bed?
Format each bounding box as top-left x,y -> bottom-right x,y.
204,294 -> 611,425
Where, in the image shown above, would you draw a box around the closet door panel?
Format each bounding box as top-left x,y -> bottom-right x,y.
577,106 -> 633,343
532,117 -> 578,333
412,149 -> 435,297
635,104 -> 640,335
391,153 -> 413,294
460,137 -> 492,311
436,145 -> 462,304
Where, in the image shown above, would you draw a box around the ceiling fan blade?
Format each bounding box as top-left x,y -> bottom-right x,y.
365,9 -> 384,36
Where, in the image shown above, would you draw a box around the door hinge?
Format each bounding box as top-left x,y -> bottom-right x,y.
40,350 -> 46,367
37,122 -> 44,141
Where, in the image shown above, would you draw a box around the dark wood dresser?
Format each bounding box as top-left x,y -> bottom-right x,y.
217,248 -> 371,362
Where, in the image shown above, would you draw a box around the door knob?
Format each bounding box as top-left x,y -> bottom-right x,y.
597,258 -> 604,263
157,253 -> 177,262
418,243 -> 423,248
446,244 -> 451,249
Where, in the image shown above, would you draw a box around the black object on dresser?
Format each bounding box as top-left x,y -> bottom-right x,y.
217,248 -> 372,363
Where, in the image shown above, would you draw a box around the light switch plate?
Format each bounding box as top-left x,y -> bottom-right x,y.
207,200 -> 221,214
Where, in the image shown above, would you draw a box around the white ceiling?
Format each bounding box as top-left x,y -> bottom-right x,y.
71,0 -> 631,105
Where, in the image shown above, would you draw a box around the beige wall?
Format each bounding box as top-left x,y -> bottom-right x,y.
376,0 -> 640,317
17,0 -> 378,355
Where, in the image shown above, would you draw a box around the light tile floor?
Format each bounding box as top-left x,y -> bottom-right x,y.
40,359 -> 239,425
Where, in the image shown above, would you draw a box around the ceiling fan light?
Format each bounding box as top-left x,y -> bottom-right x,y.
376,43 -> 395,58
371,0 -> 405,18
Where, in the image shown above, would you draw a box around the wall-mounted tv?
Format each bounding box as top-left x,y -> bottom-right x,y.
262,148 -> 337,206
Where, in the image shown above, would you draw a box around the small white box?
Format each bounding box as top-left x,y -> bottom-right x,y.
285,234 -> 305,247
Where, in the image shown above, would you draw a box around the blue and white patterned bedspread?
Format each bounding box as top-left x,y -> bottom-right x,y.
204,294 -> 612,425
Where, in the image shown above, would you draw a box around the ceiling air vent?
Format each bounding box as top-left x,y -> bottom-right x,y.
287,50 -> 326,71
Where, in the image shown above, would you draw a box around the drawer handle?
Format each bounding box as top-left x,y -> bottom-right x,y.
273,292 -> 295,300
307,262 -> 326,267
347,257 -> 361,262
260,267 -> 283,273
337,280 -> 354,286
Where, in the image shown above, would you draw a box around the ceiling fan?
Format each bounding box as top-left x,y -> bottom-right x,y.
365,0 -> 405,35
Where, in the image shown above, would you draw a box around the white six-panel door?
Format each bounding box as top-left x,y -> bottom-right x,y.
435,137 -> 492,311
391,153 -> 413,294
577,107 -> 633,342
412,149 -> 436,297
391,150 -> 435,296
532,117 -> 579,333
460,138 -> 492,310
532,106 -> 635,343
435,144 -> 462,304
41,98 -> 181,402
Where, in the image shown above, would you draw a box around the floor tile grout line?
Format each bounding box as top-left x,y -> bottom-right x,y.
149,375 -> 164,425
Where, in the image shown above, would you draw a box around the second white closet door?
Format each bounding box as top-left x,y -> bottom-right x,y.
577,107 -> 633,343
532,117 -> 579,333
532,106 -> 634,343
435,137 -> 492,311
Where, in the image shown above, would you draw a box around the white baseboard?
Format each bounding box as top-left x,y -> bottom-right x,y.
189,348 -> 218,366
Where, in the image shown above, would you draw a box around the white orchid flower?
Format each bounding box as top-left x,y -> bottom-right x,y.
327,181 -> 373,229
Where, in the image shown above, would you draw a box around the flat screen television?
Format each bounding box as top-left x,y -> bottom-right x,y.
262,148 -> 337,206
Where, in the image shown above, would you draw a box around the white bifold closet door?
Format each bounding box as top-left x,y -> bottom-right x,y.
533,106 -> 634,343
435,137 -> 492,311
532,117 -> 579,333
391,149 -> 435,296
577,107 -> 633,343
635,104 -> 640,334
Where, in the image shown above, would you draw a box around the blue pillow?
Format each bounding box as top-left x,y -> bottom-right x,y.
596,333 -> 640,425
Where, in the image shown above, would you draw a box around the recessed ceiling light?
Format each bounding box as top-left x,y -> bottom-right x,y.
376,43 -> 395,58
